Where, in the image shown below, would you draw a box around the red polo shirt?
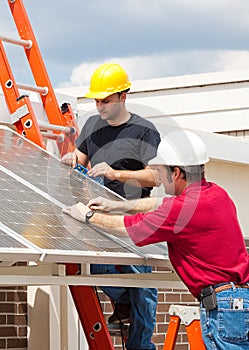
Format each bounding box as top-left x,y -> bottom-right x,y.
124,179 -> 249,297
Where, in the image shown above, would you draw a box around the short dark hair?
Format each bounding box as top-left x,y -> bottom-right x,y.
169,165 -> 205,182
118,88 -> 130,96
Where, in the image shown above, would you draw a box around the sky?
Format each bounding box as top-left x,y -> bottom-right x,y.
1,0 -> 249,89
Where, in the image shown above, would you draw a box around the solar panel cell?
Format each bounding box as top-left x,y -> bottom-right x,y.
0,127 -> 168,264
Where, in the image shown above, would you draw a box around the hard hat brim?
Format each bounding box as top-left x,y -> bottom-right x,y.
84,90 -> 117,100
148,130 -> 209,166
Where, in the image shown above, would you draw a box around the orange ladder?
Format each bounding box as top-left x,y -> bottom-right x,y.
0,2 -> 114,349
0,0 -> 79,157
66,264 -> 114,350
163,305 -> 206,350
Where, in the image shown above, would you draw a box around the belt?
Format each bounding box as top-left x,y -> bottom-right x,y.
198,282 -> 249,304
214,283 -> 249,293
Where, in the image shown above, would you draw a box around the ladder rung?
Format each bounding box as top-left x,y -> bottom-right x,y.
39,122 -> 76,135
41,132 -> 65,143
17,83 -> 48,96
0,35 -> 32,49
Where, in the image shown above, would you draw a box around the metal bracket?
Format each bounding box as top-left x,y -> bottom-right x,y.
0,263 -> 66,277
10,104 -> 29,124
169,305 -> 200,325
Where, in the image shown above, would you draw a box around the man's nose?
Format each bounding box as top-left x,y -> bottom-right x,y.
97,104 -> 104,111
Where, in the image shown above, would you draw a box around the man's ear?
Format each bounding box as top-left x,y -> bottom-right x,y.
172,167 -> 181,179
120,92 -> 127,102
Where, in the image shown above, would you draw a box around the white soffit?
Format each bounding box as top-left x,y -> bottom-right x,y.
197,130 -> 249,165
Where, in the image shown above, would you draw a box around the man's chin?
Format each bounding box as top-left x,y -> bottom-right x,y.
100,114 -> 109,120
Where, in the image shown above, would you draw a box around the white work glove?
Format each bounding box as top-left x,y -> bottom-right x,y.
62,202 -> 89,222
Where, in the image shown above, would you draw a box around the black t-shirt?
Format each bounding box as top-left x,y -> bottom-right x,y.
76,113 -> 160,199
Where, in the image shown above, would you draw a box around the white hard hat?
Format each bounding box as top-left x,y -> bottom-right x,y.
149,130 -> 209,166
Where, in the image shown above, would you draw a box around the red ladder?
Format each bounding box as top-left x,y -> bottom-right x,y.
0,1 -> 114,349
0,39 -> 46,149
0,0 -> 79,157
66,264 -> 114,350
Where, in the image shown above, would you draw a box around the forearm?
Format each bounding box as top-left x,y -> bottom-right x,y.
88,196 -> 161,214
62,202 -> 129,237
112,167 -> 158,187
120,197 -> 159,214
89,212 -> 128,237
75,149 -> 89,167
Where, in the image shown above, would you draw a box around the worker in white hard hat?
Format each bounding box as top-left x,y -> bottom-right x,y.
62,62 -> 160,350
63,129 -> 249,350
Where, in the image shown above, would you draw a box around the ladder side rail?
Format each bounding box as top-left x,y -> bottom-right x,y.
0,40 -> 21,111
59,102 -> 80,156
163,315 -> 181,350
0,40 -> 46,148
8,0 -> 79,156
69,286 -> 115,350
8,0 -> 65,125
66,264 -> 115,350
185,320 -> 206,350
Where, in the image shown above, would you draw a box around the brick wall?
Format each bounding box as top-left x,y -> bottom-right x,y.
0,276 -> 195,350
0,286 -> 27,350
3,239 -> 248,350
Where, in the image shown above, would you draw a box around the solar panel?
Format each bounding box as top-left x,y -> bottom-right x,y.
0,222 -> 41,261
0,126 -> 168,266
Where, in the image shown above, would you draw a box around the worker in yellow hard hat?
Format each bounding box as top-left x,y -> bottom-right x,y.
62,62 -> 160,350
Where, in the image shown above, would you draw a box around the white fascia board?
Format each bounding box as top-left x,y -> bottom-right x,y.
151,110 -> 249,134
54,91 -> 78,110
55,86 -> 88,99
55,69 -> 249,99
195,130 -> 249,165
130,69 -> 249,93
154,124 -> 249,165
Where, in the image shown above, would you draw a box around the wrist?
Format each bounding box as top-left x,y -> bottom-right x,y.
85,210 -> 95,224
107,168 -> 116,181
112,169 -> 121,181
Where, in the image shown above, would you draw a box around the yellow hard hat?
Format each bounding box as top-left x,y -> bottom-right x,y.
85,63 -> 131,99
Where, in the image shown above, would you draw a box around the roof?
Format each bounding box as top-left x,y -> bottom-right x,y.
55,68 -> 249,98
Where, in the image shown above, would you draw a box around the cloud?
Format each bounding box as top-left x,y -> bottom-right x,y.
216,51 -> 249,71
1,0 -> 249,87
59,49 -> 249,88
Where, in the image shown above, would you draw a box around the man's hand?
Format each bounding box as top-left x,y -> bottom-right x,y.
63,200 -> 129,238
61,152 -> 77,168
88,197 -> 116,213
88,162 -> 115,180
62,202 -> 89,222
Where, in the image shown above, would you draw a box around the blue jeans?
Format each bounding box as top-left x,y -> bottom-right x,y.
200,283 -> 249,349
91,264 -> 157,350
